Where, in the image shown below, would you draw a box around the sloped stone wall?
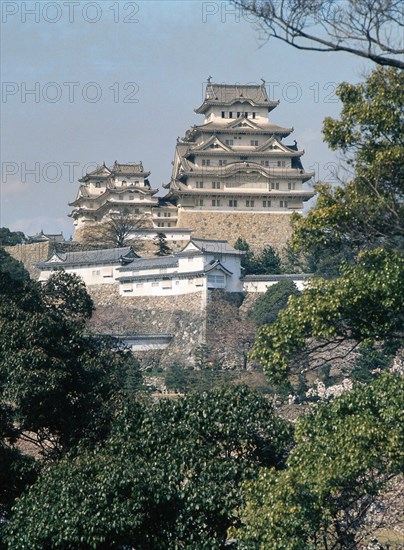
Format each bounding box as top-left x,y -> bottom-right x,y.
87,284 -> 207,367
4,242 -> 52,279
177,211 -> 293,252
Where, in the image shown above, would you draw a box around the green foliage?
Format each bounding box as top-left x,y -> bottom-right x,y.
5,386 -> 292,549
43,271 -> 94,321
154,232 -> 172,256
253,245 -> 282,274
0,249 -> 29,281
0,271 -> 140,456
351,343 -> 392,384
252,249 -> 403,382
0,228 -> 25,246
0,403 -> 38,529
234,238 -> 282,275
292,68 -> 404,258
234,237 -> 255,274
234,373 -> 404,549
249,280 -> 300,327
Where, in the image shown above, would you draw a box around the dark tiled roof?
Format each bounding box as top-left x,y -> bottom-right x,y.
36,247 -> 138,268
118,256 -> 179,272
207,84 -> 270,103
182,238 -> 244,255
28,231 -> 65,243
112,162 -> 147,174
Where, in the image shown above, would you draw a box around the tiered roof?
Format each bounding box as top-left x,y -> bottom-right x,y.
195,82 -> 279,113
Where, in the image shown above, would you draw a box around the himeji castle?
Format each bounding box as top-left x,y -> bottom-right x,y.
69,80 -> 315,250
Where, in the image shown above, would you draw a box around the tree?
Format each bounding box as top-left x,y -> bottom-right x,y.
249,279 -> 300,327
96,208 -> 147,248
42,270 -> 94,321
234,238 -> 283,274
232,0 -> 404,69
253,245 -> 282,274
154,232 -> 172,256
234,236 -> 255,274
0,270 -> 141,458
0,402 -> 38,530
5,386 -> 292,549
207,290 -> 256,370
0,249 -> 29,281
0,227 -> 25,246
234,373 -> 404,549
291,68 -> 404,259
252,249 -> 404,382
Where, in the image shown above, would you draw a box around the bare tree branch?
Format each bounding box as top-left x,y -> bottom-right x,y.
232,0 -> 404,69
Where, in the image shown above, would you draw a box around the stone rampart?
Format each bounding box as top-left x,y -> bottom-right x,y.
4,242 -> 52,279
177,211 -> 293,252
87,284 -> 207,367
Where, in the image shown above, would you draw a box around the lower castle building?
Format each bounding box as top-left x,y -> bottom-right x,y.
69,81 -> 315,251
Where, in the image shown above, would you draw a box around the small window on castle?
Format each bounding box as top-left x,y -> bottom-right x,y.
280,200 -> 288,208
212,181 -> 220,189
237,112 -> 240,117
195,198 -> 204,206
221,111 -> 225,118
229,111 -> 233,118
271,182 -> 280,190
252,112 -> 256,119
250,140 -> 259,146
225,139 -> 234,146
119,195 -> 124,200
201,160 -> 211,166
246,200 -> 255,207
219,160 -> 227,166
288,182 -> 296,190
229,199 -> 238,207
95,182 -> 101,188
244,112 -> 248,118
263,200 -> 271,207
129,195 -> 134,200
122,180 -> 127,184
277,160 -> 286,167
196,181 -> 204,188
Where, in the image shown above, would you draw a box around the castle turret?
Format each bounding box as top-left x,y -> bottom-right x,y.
69,161 -> 157,241
164,81 -> 315,251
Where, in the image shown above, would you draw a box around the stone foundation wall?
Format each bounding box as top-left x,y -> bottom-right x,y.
73,226 -> 186,257
4,242 -> 52,279
87,284 -> 207,367
177,211 -> 293,252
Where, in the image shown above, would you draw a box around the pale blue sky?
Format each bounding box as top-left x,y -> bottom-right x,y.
1,0 -> 373,237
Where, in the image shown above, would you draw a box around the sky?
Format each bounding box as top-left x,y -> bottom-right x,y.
1,0 -> 374,238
